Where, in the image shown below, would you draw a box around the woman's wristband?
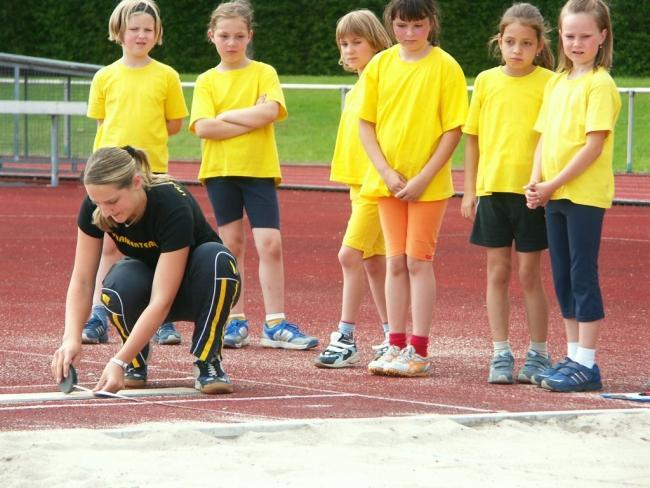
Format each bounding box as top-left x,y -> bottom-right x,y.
110,357 -> 129,371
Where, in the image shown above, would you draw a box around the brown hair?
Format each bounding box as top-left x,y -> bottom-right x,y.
489,3 -> 554,70
383,0 -> 440,46
208,0 -> 254,33
336,10 -> 392,72
557,0 -> 613,72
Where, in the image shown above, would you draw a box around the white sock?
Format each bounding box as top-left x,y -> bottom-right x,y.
567,342 -> 579,360
493,341 -> 511,357
382,322 -> 390,335
529,341 -> 548,358
574,347 -> 596,369
266,312 -> 286,325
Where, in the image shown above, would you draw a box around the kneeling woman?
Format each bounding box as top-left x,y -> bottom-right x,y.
52,146 -> 240,394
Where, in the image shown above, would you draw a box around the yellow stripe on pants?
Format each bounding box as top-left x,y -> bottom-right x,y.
199,279 -> 227,361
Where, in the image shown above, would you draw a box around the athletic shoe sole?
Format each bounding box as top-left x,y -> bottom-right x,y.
314,352 -> 360,369
260,338 -> 319,350
81,333 -> 108,345
540,380 -> 603,392
223,336 -> 251,349
154,336 -> 181,345
488,376 -> 515,385
124,378 -> 146,388
195,380 -> 234,394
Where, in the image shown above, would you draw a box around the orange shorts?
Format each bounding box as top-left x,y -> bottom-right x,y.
378,197 -> 448,261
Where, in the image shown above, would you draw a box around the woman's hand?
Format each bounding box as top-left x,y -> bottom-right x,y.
51,339 -> 82,384
94,361 -> 125,394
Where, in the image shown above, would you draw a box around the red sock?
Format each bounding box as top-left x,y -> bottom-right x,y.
389,332 -> 407,349
410,335 -> 429,357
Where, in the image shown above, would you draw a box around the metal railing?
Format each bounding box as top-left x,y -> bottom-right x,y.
1,52 -> 649,176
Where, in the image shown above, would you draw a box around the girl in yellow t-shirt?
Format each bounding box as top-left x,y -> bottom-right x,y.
361,0 -> 468,377
190,0 -> 318,351
313,10 -> 392,369
83,0 -> 189,351
526,0 -> 620,393
461,3 -> 554,386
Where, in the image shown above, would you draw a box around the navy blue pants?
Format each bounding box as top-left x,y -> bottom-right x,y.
546,199 -> 605,322
101,242 -> 240,368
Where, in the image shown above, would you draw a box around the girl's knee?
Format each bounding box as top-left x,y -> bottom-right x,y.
387,255 -> 408,276
255,232 -> 282,261
363,255 -> 385,278
338,246 -> 363,269
518,266 -> 542,292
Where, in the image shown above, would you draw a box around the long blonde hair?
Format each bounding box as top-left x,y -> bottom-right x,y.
557,0 -> 613,72
83,146 -> 171,231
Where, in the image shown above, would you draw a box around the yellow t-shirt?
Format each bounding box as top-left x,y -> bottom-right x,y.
330,80 -> 371,186
359,45 -> 468,200
534,68 -> 621,208
464,66 -> 553,196
87,59 -> 189,173
189,61 -> 287,182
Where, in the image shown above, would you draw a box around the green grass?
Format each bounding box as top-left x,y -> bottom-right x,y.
2,74 -> 649,173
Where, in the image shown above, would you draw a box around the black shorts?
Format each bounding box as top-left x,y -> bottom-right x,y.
470,193 -> 547,252
205,176 -> 280,229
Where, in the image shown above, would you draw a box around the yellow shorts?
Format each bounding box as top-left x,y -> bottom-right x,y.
342,186 -> 385,259
378,196 -> 448,261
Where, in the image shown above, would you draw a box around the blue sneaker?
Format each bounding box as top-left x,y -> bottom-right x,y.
81,307 -> 109,344
223,318 -> 250,349
531,357 -> 571,386
517,350 -> 552,384
260,320 -> 319,350
488,351 -> 515,384
541,360 -> 603,392
154,322 -> 181,345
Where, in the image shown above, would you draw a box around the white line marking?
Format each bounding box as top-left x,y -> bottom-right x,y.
0,393 -> 353,413
0,348 -> 496,414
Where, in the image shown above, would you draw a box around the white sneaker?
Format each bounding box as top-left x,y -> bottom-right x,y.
371,333 -> 390,360
368,345 -> 402,376
314,332 -> 360,369
383,345 -> 431,377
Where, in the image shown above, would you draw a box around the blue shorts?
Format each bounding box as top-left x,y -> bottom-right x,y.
205,177 -> 280,229
546,199 -> 606,322
470,193 -> 547,252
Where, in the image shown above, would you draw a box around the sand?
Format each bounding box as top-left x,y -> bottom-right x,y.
1,411 -> 649,487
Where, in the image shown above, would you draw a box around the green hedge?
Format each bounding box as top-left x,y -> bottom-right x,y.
0,0 -> 647,77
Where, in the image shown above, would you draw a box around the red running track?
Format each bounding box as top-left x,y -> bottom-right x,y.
0,180 -> 648,431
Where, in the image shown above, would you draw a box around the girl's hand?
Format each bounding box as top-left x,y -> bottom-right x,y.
51,339 -> 81,385
381,168 -> 407,195
395,174 -> 427,201
256,94 -> 267,105
525,181 -> 554,209
94,361 -> 125,394
460,192 -> 477,221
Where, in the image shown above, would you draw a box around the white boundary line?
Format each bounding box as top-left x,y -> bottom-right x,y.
0,393 -> 355,413
0,349 -> 494,414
